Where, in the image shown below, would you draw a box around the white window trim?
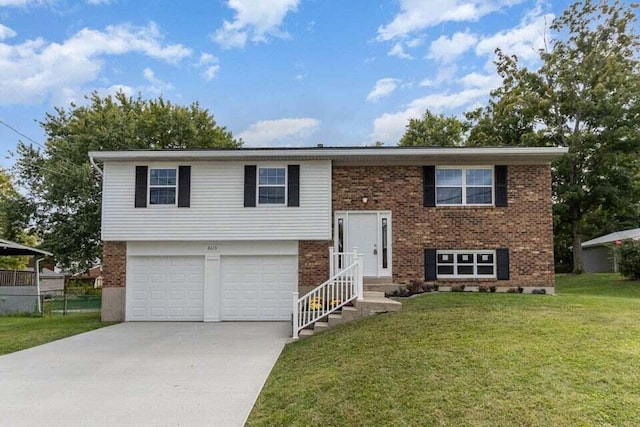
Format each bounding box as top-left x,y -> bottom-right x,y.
257,166 -> 287,206
435,166 -> 494,207
148,167 -> 178,207
436,249 -> 496,279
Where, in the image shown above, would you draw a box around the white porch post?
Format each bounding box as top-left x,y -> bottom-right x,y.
353,248 -> 364,301
35,257 -> 42,313
329,246 -> 334,277
292,291 -> 299,339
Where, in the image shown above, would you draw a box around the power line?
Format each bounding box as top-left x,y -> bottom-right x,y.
0,119 -> 76,175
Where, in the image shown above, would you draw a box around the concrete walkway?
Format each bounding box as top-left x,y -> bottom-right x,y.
0,322 -> 290,427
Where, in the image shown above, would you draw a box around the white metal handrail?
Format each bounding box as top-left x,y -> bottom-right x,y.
329,247 -> 355,277
293,251 -> 363,339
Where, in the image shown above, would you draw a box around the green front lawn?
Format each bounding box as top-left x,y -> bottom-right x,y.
0,312 -> 113,356
247,274 -> 640,426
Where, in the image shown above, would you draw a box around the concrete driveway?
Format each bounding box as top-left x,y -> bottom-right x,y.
0,322 -> 290,427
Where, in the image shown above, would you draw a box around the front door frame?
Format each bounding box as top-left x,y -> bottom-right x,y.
334,210 -> 392,278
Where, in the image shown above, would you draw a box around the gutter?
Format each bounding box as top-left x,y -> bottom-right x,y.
89,155 -> 103,177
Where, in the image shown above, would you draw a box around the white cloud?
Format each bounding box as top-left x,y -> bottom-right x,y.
428,32 -> 477,63
377,0 -> 523,41
196,52 -> 220,81
212,0 -> 299,49
142,67 -> 173,94
238,118 -> 320,146
371,88 -> 487,143
0,22 -> 191,105
203,65 -> 220,81
459,71 -> 501,89
198,52 -> 218,65
476,12 -> 553,64
366,78 -> 400,102
0,0 -> 47,6
387,42 -> 412,59
0,24 -> 16,40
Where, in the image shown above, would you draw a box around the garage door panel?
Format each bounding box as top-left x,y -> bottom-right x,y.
127,256 -> 204,321
221,256 -> 296,321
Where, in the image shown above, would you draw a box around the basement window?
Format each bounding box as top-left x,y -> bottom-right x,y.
436,250 -> 496,278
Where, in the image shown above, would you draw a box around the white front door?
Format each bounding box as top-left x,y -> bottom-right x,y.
335,211 -> 392,278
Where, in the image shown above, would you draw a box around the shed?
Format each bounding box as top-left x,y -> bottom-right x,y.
581,228 -> 640,273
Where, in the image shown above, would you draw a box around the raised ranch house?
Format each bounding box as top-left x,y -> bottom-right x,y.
90,146 -> 566,334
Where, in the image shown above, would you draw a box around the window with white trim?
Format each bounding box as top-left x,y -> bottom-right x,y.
258,167 -> 286,204
149,168 -> 177,205
436,167 -> 493,205
436,250 -> 496,278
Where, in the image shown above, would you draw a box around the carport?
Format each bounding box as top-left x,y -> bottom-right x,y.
0,238 -> 52,314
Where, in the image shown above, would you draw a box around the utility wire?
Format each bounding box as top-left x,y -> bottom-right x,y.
0,119 -> 77,175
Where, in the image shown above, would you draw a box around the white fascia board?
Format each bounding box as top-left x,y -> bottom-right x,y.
89,146 -> 568,163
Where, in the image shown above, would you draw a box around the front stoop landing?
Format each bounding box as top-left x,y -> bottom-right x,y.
298,291 -> 402,339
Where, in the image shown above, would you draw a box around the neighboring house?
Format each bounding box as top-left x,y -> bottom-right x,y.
89,146 -> 566,323
581,228 -> 640,273
71,265 -> 103,288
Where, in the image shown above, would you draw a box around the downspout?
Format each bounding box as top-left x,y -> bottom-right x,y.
35,257 -> 42,313
89,155 -> 103,177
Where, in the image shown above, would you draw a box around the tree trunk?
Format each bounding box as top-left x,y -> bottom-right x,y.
571,220 -> 584,274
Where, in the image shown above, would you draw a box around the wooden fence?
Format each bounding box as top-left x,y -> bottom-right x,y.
0,270 -> 36,286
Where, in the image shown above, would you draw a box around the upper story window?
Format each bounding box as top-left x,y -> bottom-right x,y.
258,167 -> 286,205
149,168 -> 177,205
436,167 -> 493,205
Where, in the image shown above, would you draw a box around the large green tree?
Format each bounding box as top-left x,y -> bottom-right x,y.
465,0 -> 640,273
0,168 -> 34,269
399,111 -> 466,147
14,92 -> 241,271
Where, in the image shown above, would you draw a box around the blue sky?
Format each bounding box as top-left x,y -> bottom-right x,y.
0,0 -> 575,167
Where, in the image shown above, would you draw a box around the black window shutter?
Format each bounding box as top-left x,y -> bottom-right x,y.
425,248 -> 437,281
135,166 -> 148,208
287,165 -> 300,207
178,166 -> 191,208
495,165 -> 508,207
423,166 -> 436,207
496,248 -> 510,280
244,165 -> 257,207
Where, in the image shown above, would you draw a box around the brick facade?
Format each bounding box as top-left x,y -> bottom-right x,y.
298,240 -> 332,288
102,241 -> 126,288
329,164 -> 555,289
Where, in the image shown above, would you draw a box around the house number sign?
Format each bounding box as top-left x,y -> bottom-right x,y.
206,244 -> 219,251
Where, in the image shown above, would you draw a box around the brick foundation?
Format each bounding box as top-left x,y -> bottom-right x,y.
327,165 -> 554,289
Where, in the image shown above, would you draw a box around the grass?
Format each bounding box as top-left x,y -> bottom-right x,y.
247,274 -> 640,426
0,312 -> 113,356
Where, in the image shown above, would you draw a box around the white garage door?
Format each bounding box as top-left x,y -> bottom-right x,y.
127,256 -> 204,321
221,256 -> 297,321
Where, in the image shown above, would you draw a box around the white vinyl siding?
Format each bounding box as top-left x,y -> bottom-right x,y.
102,161 -> 331,241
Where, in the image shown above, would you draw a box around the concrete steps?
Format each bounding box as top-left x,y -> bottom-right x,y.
298,293 -> 402,339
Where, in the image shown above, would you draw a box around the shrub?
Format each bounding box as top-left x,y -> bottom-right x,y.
478,286 -> 489,293
451,285 -> 465,292
618,241 -> 640,280
517,287 -> 524,294
489,286 -> 497,293
506,287 -> 518,293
